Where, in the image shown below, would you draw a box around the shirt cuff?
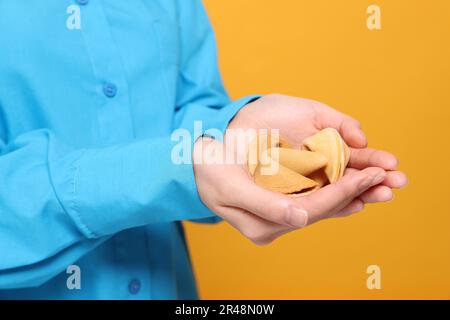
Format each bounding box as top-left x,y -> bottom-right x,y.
55,96 -> 261,238
199,95 -> 261,142
188,94 -> 261,224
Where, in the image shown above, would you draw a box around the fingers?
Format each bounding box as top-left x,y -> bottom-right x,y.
330,185 -> 393,219
332,185 -> 393,219
343,169 -> 405,203
314,103 -> 367,148
345,167 -> 407,189
218,167 -> 401,245
296,167 -> 386,225
359,185 -> 393,203
333,198 -> 365,218
349,148 -> 398,171
222,182 -> 395,246
340,118 -> 367,148
383,170 -> 408,189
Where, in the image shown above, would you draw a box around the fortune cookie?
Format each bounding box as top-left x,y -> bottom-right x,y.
247,128 -> 350,196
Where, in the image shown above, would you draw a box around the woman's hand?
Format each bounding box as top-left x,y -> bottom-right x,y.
193,94 -> 407,245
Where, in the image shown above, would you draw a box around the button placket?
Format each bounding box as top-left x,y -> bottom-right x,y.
78,0 -> 135,144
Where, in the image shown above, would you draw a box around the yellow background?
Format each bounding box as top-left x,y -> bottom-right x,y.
185,0 -> 450,299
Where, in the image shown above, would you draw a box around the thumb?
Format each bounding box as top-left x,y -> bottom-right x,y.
228,176 -> 309,228
296,167 -> 386,225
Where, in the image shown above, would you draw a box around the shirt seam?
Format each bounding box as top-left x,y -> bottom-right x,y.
70,150 -> 98,238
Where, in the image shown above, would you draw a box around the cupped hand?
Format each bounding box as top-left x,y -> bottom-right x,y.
193,94 -> 407,245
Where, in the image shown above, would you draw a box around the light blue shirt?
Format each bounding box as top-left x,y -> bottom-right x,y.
0,0 -> 258,299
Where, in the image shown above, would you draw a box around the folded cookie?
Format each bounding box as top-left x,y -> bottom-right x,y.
248,128 -> 350,196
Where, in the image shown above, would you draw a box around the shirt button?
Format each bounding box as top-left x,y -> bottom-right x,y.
76,0 -> 89,5
128,278 -> 141,295
103,83 -> 117,98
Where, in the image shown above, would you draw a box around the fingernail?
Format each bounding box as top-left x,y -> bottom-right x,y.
398,175 -> 409,189
386,193 -> 395,203
286,206 -> 309,228
359,130 -> 367,142
391,158 -> 399,169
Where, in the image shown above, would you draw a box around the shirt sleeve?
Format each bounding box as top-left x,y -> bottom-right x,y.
173,0 -> 260,224
0,0 -> 258,288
